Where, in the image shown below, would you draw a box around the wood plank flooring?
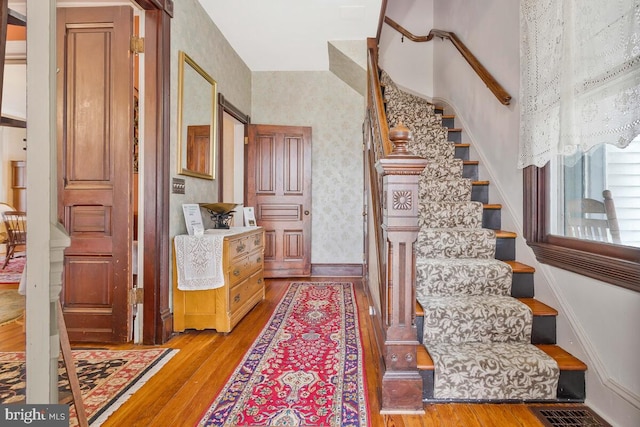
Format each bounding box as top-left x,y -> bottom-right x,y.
0,278 -> 592,426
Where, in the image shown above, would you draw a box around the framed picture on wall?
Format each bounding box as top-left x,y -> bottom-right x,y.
244,207 -> 257,227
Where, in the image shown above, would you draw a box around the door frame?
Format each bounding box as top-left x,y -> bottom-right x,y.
217,93 -> 250,201
137,0 -> 173,345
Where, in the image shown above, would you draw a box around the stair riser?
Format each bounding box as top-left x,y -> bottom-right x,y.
448,130 -> 462,143
463,163 -> 478,181
496,237 -> 515,261
511,273 -> 535,298
419,369 -> 585,403
442,117 -> 455,128
482,208 -> 501,230
532,317 -> 557,344
471,184 -> 489,204
455,145 -> 469,160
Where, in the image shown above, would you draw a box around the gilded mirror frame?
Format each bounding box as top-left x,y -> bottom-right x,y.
177,50 -> 217,179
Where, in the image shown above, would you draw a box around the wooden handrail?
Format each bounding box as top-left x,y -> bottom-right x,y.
384,16 -> 512,106
367,42 -> 393,156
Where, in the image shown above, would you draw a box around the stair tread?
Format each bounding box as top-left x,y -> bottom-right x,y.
473,180 -> 489,185
454,143 -> 470,148
417,344 -> 586,371
463,160 -> 479,165
537,345 -> 587,370
504,260 -> 536,273
496,230 -> 517,238
416,298 -> 556,317
447,128 -> 463,132
518,298 -> 558,316
484,204 -> 502,209
442,114 -> 455,119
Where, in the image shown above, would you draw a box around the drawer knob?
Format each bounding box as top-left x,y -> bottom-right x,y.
256,257 -> 261,263
257,278 -> 262,284
233,269 -> 240,276
234,294 -> 240,303
236,243 -> 246,253
254,238 -> 260,246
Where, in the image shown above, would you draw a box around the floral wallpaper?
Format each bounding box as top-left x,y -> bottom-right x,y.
170,0 -> 252,239
171,0 -> 365,266
252,71 -> 364,264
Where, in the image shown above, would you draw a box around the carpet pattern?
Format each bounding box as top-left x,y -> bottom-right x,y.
0,256 -> 25,283
0,289 -> 24,325
0,348 -> 176,426
198,282 -> 369,427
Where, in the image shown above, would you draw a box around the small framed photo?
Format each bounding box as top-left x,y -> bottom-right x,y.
244,207 -> 257,227
182,203 -> 204,235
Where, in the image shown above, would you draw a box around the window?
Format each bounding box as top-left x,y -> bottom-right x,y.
521,1 -> 640,292
549,138 -> 640,248
524,160 -> 640,292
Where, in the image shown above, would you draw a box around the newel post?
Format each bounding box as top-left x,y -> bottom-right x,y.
376,123 -> 427,413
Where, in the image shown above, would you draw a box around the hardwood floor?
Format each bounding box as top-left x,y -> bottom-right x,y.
0,278 -> 590,426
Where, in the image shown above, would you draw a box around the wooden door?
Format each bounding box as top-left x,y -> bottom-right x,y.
247,125 -> 312,277
57,6 -> 133,342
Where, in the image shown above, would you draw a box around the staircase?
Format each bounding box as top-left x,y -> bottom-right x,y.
380,70 -> 587,403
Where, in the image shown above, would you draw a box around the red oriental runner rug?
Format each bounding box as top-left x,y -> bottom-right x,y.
198,282 -> 370,427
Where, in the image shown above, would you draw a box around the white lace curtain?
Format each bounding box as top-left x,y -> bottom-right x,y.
518,0 -> 640,168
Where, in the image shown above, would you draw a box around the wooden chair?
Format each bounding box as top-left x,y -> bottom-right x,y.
566,190 -> 621,244
0,202 -> 15,249
2,210 -> 26,269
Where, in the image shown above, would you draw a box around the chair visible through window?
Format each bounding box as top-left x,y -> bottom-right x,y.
2,210 -> 26,269
566,190 -> 621,244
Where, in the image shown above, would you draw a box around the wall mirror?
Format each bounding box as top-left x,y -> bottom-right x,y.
177,50 -> 217,179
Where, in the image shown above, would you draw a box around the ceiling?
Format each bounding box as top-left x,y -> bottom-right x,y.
6,0 -> 383,71
198,0 -> 383,71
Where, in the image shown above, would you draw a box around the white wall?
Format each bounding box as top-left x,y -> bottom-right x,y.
2,63 -> 26,120
379,0 -> 640,425
378,0 -> 434,98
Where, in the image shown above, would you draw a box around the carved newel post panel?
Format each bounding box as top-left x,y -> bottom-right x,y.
375,123 -> 427,413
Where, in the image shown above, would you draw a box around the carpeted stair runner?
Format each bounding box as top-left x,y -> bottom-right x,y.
420,179 -> 473,202
381,70 -> 560,401
418,201 -> 484,229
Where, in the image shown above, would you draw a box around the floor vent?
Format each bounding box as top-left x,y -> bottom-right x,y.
530,405 -> 611,427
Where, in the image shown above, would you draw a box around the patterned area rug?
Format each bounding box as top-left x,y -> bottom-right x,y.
0,289 -> 24,325
0,348 -> 177,426
0,256 -> 25,283
198,282 -> 369,427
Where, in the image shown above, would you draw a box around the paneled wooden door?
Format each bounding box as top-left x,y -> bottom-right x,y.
57,6 -> 133,342
247,125 -> 312,277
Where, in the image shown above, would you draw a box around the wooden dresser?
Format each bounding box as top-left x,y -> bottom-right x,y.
173,227 -> 265,333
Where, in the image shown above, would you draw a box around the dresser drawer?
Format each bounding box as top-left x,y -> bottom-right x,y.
228,250 -> 263,287
229,271 -> 264,313
227,230 -> 264,262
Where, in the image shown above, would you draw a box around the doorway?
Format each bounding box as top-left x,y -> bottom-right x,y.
56,2 -> 172,344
